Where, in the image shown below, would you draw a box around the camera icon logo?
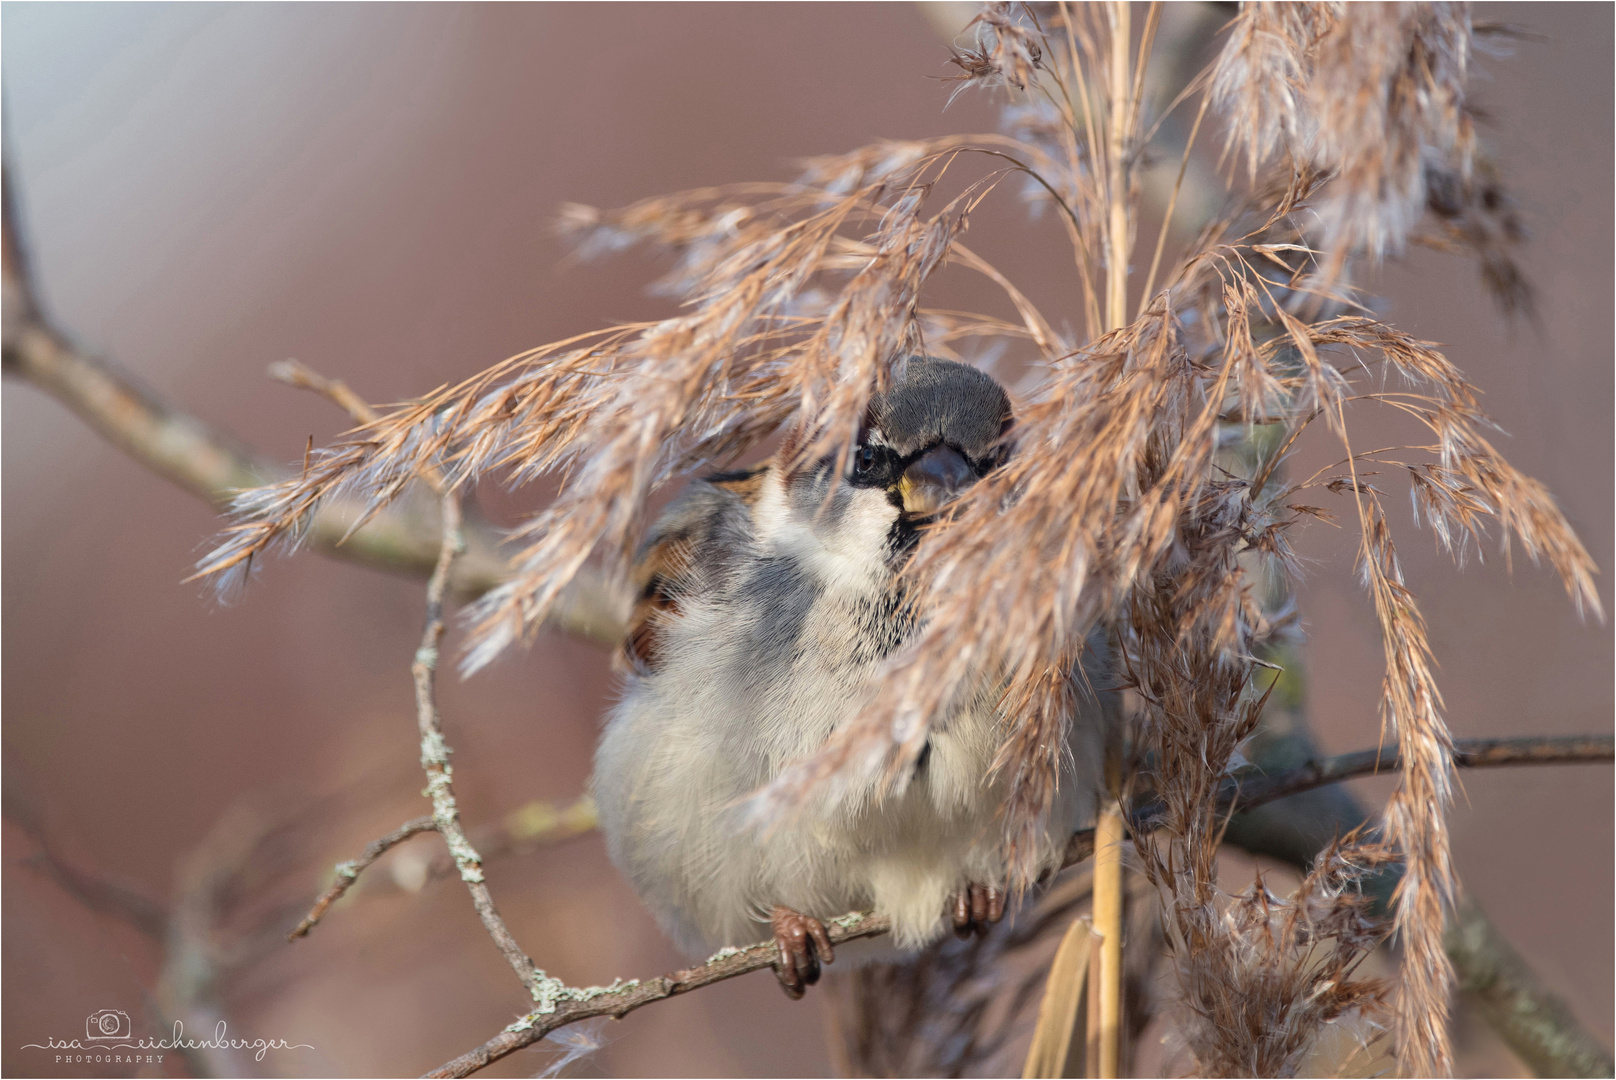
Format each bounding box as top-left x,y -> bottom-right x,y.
86,1009 -> 132,1042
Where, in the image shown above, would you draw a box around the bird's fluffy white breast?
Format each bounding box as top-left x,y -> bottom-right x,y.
752,467 -> 895,598
593,466 -> 1101,956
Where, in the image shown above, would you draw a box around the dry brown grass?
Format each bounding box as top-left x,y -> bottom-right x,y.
195,4 -> 1599,1074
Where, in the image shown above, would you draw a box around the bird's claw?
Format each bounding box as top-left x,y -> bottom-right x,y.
952,882 -> 1005,939
770,906 -> 834,999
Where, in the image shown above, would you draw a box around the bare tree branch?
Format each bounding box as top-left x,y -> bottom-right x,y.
159,806 -> 312,1078
1219,722 -> 1615,1080
0,166 -> 626,645
428,731 -> 1613,1079
423,911 -> 894,1080
287,816 -> 438,941
288,794 -> 599,935
267,358 -> 382,427
425,795 -> 598,886
1449,898 -> 1616,1078
1219,734 -> 1615,811
1107,733 -> 1616,839
6,785 -> 170,941
413,490 -> 552,1000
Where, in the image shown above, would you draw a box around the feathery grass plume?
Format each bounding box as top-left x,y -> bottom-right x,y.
1209,1 -> 1328,178
1214,2 -> 1475,273
1149,836 -> 1393,1077
1418,152 -> 1535,320
946,2 -> 1050,98
193,328 -> 650,592
194,4 -> 1599,1073
834,866 -> 1166,1076
196,156 -> 1055,664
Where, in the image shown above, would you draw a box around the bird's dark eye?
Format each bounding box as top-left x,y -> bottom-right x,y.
848,444 -> 888,486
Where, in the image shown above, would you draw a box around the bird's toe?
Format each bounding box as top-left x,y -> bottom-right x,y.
953,882 -> 1005,938
771,907 -> 833,999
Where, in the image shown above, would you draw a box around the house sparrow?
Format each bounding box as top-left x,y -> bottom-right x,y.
593,356 -> 1102,997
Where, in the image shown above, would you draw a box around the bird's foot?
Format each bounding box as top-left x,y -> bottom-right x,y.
952,882 -> 1005,939
770,906 -> 834,999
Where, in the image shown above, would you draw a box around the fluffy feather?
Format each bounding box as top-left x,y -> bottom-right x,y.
593,359 -> 1104,956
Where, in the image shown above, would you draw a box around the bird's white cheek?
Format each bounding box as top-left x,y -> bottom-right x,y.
799,489 -> 898,597
755,472 -> 898,597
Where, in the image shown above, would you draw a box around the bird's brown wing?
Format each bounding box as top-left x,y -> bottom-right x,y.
622,531 -> 691,675
620,466 -> 767,675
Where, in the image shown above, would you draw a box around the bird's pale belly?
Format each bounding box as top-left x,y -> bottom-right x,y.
593,590 -> 1013,954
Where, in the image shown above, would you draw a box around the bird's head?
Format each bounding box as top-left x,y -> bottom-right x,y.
852,356 -> 1013,521
770,357 -> 1012,572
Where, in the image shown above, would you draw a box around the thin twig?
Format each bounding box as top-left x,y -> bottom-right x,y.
1448,898 -> 1616,1078
1220,734 -> 1615,811
422,911 -> 893,1079
413,490 -> 550,1001
267,358 -> 381,426
426,795 -> 598,885
287,795 -> 596,938
269,358 -> 467,505
0,167 -> 625,643
287,816 -> 437,940
429,732 -> 1613,1078
1115,733 -> 1615,831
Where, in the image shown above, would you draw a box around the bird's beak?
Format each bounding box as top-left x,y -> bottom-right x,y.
896,445 -> 976,519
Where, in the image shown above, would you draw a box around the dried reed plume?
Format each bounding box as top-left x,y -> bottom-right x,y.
1153,836 -> 1393,1076
1213,1 -> 1474,273
195,3 -> 1598,1074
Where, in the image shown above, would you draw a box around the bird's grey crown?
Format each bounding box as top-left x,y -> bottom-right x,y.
870,356 -> 1012,460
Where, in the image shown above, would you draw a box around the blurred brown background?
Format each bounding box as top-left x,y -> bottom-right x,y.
2,3 -> 1609,1077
